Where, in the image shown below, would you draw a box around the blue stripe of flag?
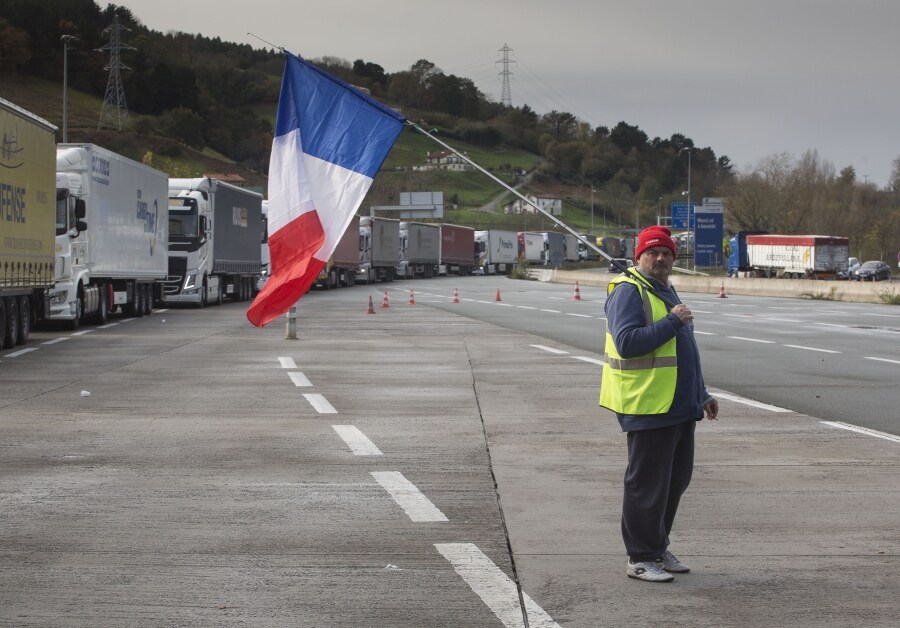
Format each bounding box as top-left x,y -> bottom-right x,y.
275,52 -> 405,179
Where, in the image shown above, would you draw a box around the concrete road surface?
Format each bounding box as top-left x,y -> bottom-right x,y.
0,289 -> 897,626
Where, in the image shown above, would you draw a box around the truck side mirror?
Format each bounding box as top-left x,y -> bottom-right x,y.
74,199 -> 87,220
75,219 -> 88,233
199,215 -> 208,237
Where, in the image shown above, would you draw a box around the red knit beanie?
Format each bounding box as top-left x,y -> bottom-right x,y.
634,226 -> 677,260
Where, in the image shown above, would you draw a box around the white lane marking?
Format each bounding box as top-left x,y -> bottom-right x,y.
783,344 -> 841,354
572,356 -> 604,365
435,543 -> 561,628
4,347 -> 37,357
820,421 -> 900,443
42,338 -> 70,345
332,425 -> 383,455
722,313 -> 753,318
540,309 -> 561,314
566,313 -> 592,318
279,357 -> 297,369
289,372 -> 313,387
516,306 -> 537,310
530,344 -> 570,355
547,296 -> 565,300
727,336 -> 776,344
710,391 -> 792,413
98,322 -> 120,329
694,331 -> 717,336
302,393 -> 337,414
813,322 -> 845,328
495,302 -> 513,307
865,356 -> 900,365
119,318 -> 136,323
859,312 -> 900,319
155,308 -> 169,313
476,300 -> 492,304
71,330 -> 94,336
371,471 -> 448,522
763,317 -> 803,323
692,309 -> 713,314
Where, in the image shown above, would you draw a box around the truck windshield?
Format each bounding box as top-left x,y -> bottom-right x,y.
169,198 -> 199,240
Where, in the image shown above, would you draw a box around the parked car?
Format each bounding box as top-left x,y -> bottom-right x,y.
608,258 -> 635,273
839,257 -> 861,280
854,260 -> 891,281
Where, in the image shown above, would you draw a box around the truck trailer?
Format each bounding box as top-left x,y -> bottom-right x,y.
518,231 -> 544,265
0,98 -> 56,348
439,224 -> 475,275
357,216 -> 400,283
315,214 -> 360,288
475,229 -> 518,274
398,221 -> 440,278
729,233 -> 849,279
51,144 -> 169,328
165,178 -> 262,306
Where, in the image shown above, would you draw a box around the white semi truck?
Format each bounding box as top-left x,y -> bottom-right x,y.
51,144 -> 169,328
165,178 -> 263,306
357,216 -> 400,283
475,229 -> 518,274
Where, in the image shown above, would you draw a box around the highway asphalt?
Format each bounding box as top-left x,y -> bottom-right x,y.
0,282 -> 897,626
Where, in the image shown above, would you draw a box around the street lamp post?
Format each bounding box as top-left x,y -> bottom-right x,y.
680,147 -> 693,270
590,187 -> 595,234
61,35 -> 79,143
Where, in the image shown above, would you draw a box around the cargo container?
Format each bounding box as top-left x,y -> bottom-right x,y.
0,98 -> 56,347
518,231 -> 544,265
398,221 -> 440,278
357,216 -> 400,283
315,214 -> 360,288
475,229 -> 518,274
730,233 -> 850,279
439,224 -> 475,275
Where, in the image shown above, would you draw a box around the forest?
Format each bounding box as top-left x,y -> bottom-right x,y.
1,0 -> 897,261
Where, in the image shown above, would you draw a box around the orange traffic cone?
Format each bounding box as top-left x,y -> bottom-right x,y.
408,290 -> 416,305
495,288 -> 502,302
452,288 -> 460,303
381,291 -> 390,308
365,295 -> 376,314
718,282 -> 727,298
573,281 -> 582,301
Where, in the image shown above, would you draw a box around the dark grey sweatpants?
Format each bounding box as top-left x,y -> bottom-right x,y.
622,420 -> 696,562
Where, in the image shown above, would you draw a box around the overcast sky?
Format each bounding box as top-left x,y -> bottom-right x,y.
115,0 -> 900,187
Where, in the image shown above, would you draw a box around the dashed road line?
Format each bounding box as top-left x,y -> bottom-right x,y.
3,347 -> 37,357
302,393 -> 337,414
371,471 -> 448,522
820,421 -> 900,443
279,357 -> 298,369
435,543 -> 560,628
289,372 -> 313,387
539,309 -> 561,314
98,322 -> 120,329
783,344 -> 840,354
865,356 -> 900,365
566,313 -> 592,318
332,425 -> 383,455
42,338 -> 69,345
571,356 -> 604,365
710,390 -> 792,413
727,336 -> 776,344
71,330 -> 94,336
694,331 -> 716,336
530,344 -> 569,355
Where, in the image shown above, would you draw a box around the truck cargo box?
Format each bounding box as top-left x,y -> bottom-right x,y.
440,224 -> 475,266
208,181 -> 263,273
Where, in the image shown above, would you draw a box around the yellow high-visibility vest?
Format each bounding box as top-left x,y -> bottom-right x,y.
599,273 -> 677,414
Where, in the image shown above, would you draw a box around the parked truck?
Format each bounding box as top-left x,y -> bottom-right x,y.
398,221 -> 440,278
475,229 -> 518,275
728,232 -> 850,279
51,144 -> 169,328
563,233 -> 580,263
357,216 -> 400,283
0,98 -> 56,348
165,178 -> 262,306
315,214 -> 360,288
518,231 -> 545,265
439,223 -> 476,275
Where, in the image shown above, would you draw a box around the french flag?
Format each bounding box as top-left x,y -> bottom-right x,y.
247,52 -> 404,327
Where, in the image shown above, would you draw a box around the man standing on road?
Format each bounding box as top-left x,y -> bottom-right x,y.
599,225 -> 719,583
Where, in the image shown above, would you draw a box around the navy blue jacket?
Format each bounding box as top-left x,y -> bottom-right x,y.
604,270 -> 711,432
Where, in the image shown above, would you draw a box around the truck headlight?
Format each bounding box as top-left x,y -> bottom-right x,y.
184,273 -> 197,290
50,290 -> 69,306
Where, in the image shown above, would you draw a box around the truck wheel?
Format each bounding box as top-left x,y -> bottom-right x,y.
216,282 -> 224,306
4,297 -> 19,349
64,286 -> 83,330
16,295 -> 30,345
135,284 -> 146,317
144,284 -> 153,315
198,279 -> 207,308
96,285 -> 109,324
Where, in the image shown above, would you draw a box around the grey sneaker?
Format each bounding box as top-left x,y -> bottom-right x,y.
656,550 -> 690,573
626,559 -> 674,582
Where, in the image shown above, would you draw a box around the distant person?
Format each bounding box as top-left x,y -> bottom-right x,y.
599,225 -> 719,583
